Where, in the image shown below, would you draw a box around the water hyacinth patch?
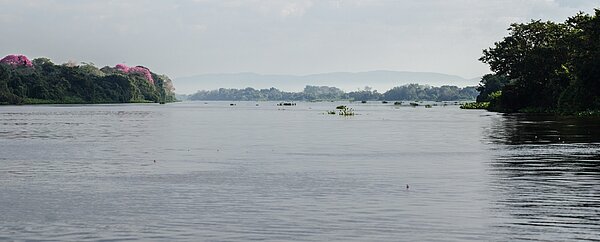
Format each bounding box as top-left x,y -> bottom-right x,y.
0,54 -> 33,67
115,64 -> 154,84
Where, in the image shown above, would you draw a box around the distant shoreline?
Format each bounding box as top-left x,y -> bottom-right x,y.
173,70 -> 479,95
181,84 -> 478,102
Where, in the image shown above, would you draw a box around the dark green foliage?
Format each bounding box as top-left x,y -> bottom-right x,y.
476,74 -> 509,102
479,9 -> 600,114
460,102 -> 490,109
0,58 -> 176,105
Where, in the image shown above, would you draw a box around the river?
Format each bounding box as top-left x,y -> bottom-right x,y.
1,101 -> 599,241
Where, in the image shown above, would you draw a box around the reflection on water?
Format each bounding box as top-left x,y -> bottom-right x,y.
487,114 -> 600,241
486,114 -> 600,145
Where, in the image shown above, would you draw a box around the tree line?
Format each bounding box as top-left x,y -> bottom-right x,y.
474,9 -> 600,114
186,84 -> 478,101
0,55 -> 176,105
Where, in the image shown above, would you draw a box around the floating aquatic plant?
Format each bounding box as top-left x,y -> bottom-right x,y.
460,102 -> 489,109
338,106 -> 355,116
277,102 -> 296,106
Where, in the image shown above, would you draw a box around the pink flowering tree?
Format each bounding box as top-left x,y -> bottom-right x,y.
115,63 -> 130,72
114,64 -> 154,84
0,55 -> 33,67
129,66 -> 154,84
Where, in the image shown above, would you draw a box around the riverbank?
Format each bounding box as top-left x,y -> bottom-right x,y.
1,55 -> 177,105
460,101 -> 600,117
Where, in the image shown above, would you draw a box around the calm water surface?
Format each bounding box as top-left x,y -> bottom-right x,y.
0,102 -> 599,241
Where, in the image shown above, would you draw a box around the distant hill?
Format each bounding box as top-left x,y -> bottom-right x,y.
174,70 -> 480,94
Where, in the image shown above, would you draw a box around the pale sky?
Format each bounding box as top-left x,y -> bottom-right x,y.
0,0 -> 597,79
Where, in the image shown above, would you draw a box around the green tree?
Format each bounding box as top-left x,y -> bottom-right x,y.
0,56 -> 176,105
480,20 -> 573,111
558,10 -> 600,111
475,74 -> 510,102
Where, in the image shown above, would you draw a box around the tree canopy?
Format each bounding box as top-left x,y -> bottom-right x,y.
0,55 -> 176,105
477,9 -> 600,113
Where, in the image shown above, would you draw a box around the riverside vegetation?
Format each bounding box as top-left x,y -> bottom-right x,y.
463,9 -> 600,115
185,84 -> 478,102
0,55 -> 176,105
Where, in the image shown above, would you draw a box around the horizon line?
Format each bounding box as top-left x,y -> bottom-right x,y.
174,70 -> 484,80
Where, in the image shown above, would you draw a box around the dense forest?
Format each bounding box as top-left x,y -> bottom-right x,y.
473,9 -> 600,114
0,55 -> 176,105
186,84 -> 478,101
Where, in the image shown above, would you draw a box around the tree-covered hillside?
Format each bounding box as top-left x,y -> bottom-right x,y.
0,55 -> 176,105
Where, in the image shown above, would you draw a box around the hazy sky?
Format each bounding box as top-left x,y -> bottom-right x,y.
0,0 -> 597,78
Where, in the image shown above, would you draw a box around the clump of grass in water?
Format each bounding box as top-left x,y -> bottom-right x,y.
326,105 -> 355,116
460,102 -> 489,109
338,106 -> 355,116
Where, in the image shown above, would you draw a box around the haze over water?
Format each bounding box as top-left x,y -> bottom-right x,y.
1,102 -> 599,241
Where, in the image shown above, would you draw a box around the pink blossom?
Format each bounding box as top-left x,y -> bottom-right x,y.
115,63 -> 130,72
129,66 -> 154,84
0,54 -> 33,67
114,64 -> 154,84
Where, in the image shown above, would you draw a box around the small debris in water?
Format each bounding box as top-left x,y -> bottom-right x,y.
277,102 -> 296,106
